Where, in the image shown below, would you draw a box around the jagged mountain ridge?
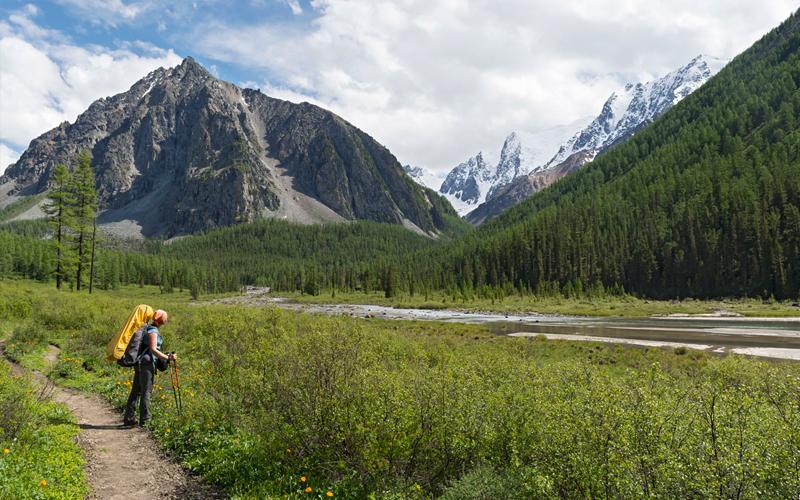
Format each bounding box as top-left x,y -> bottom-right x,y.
542,54 -> 728,170
465,55 -> 727,224
438,123 -> 582,214
419,55 -> 726,219
1,57 -> 458,237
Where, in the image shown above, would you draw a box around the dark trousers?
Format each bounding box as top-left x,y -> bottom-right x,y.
124,363 -> 154,424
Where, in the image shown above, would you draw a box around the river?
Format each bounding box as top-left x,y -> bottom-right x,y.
271,300 -> 800,361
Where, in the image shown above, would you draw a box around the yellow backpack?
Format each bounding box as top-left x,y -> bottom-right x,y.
106,304 -> 154,362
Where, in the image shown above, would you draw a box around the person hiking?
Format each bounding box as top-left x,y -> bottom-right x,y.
123,309 -> 176,426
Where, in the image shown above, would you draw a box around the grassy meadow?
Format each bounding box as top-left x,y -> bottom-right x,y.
2,280 -> 800,498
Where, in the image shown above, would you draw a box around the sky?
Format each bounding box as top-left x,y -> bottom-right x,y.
0,1 -> 797,176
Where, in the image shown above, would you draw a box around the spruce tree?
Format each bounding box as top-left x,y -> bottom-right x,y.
70,150 -> 98,291
42,164 -> 75,289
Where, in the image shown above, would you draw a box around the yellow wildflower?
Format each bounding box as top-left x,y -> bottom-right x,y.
304,486 -> 312,493
40,480 -> 47,487
2,448 -> 9,454
300,475 -> 307,483
326,491 -> 334,497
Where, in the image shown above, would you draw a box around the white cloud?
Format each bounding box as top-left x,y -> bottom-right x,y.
191,0 -> 798,172
54,0 -> 149,27
284,0 -> 303,15
0,144 -> 20,175
0,8 -> 182,151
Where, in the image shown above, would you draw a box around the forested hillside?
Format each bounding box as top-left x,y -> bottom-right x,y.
402,10 -> 800,299
157,220 -> 441,292
0,219 -> 440,296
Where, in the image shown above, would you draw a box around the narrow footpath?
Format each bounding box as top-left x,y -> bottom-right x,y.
3,344 -> 223,499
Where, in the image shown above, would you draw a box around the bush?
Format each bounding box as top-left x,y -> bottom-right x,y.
440,465 -> 520,500
4,281 -> 800,497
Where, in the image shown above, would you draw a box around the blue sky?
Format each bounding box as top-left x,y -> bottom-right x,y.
0,0 -> 311,95
0,1 -> 797,175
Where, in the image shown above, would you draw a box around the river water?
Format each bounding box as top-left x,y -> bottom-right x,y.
272,300 -> 800,361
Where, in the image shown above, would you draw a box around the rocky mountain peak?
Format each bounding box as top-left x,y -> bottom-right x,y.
439,152 -> 492,212
443,55 -> 725,222
542,54 -> 728,171
171,56 -> 213,82
1,57 -> 458,237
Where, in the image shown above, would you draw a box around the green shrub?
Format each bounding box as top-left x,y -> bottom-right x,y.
4,280 -> 800,497
440,465 -> 531,500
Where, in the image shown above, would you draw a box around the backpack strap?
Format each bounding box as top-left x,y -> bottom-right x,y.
138,325 -> 161,367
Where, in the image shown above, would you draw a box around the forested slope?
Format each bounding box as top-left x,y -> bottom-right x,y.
409,10 -> 800,299
0,219 -> 440,295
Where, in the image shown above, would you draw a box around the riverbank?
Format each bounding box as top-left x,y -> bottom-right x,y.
278,290 -> 800,318
208,291 -> 800,362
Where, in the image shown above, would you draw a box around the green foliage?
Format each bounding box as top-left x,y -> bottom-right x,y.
440,464 -> 548,499
155,219 -> 440,293
70,150 -> 98,291
42,163 -> 77,289
0,363 -> 87,499
6,280 -> 800,498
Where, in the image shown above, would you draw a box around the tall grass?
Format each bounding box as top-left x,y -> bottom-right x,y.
4,280 -> 800,498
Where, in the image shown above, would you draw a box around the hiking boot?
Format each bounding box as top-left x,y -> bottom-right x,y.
122,419 -> 137,427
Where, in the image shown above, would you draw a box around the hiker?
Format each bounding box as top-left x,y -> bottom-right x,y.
123,309 -> 176,426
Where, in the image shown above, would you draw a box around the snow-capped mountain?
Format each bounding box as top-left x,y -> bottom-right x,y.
409,54 -> 727,218
402,164 -> 444,191
464,54 -> 728,224
543,54 -> 727,170
439,153 -> 493,214
438,122 -> 584,215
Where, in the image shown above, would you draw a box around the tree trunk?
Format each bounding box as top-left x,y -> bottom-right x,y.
89,217 -> 97,294
56,206 -> 63,290
76,230 -> 84,291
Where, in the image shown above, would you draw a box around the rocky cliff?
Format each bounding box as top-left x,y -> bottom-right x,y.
2,57 -> 457,237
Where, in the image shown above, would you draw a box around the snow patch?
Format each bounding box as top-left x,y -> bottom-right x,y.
436,55 -> 727,217
141,82 -> 155,97
403,165 -> 444,191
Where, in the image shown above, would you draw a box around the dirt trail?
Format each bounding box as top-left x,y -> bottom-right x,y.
3,344 -> 223,499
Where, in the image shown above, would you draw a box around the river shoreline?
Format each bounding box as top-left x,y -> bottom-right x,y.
204,291 -> 800,361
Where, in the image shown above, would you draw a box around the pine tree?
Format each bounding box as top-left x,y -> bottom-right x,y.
42,164 -> 75,289
70,150 -> 98,291
89,216 -> 99,293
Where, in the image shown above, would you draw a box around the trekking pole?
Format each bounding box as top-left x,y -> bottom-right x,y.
173,354 -> 183,413
168,360 -> 178,411
169,353 -> 183,414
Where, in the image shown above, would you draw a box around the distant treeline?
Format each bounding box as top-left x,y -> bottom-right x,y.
0,219 -> 438,297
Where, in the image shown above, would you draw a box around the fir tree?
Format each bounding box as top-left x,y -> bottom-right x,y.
42,164 -> 75,289
70,151 -> 98,291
